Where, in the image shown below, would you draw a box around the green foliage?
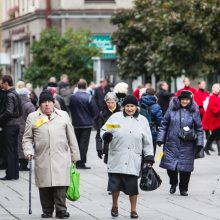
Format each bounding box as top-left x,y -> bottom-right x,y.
24,28 -> 100,87
111,0 -> 220,80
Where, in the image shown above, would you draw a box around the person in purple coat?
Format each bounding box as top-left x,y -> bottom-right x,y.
157,91 -> 203,196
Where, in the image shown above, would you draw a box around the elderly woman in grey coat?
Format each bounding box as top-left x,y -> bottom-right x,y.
101,95 -> 154,219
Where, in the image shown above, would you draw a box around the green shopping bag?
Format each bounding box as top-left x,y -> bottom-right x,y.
66,164 -> 80,201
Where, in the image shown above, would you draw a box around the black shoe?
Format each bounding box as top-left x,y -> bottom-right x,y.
41,213 -> 53,218
0,176 -> 19,180
130,211 -> 138,219
111,207 -> 118,217
180,191 -> 188,196
209,146 -> 215,152
169,185 -> 177,194
76,164 -> 91,169
19,166 -> 30,171
56,211 -> 70,219
204,148 -> 211,155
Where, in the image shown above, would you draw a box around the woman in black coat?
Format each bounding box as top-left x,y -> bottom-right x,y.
157,91 -> 203,196
96,92 -> 121,163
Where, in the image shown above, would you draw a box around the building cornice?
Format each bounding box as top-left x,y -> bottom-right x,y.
1,8 -> 117,30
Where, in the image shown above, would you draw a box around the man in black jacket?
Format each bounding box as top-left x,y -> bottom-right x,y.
156,81 -> 174,115
69,79 -> 99,169
0,79 -> 6,169
0,75 -> 22,180
94,79 -> 111,111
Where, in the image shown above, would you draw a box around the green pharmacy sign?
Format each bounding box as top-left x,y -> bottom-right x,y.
91,35 -> 116,58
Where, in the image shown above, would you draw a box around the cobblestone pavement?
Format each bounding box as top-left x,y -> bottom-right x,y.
0,131 -> 220,220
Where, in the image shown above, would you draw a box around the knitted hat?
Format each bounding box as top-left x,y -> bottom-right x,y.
178,90 -> 193,100
39,90 -> 55,105
104,92 -> 118,102
122,95 -> 138,106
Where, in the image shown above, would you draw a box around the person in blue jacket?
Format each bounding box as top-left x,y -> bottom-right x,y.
157,91 -> 203,196
69,79 -> 99,169
139,88 -> 163,155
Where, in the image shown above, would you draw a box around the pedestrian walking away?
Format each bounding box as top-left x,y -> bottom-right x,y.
139,88 -> 163,155
157,91 -> 203,196
101,95 -> 154,219
69,79 -> 99,169
22,90 -> 80,219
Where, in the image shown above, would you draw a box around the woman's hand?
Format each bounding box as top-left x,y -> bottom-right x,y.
103,132 -> 113,143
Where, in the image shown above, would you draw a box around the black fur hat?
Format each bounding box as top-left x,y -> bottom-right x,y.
39,90 -> 54,105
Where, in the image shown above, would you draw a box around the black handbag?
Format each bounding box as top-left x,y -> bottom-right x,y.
140,167 -> 162,191
178,110 -> 197,141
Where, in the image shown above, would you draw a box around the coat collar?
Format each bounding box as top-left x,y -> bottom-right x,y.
170,97 -> 197,112
37,107 -> 61,120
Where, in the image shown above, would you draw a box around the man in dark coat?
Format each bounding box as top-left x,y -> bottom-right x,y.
0,80 -> 6,169
156,81 -> 174,115
94,79 -> 111,111
157,92 -> 203,196
69,79 -> 99,169
0,75 -> 22,180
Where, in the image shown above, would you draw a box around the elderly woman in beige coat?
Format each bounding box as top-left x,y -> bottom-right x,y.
22,90 -> 80,219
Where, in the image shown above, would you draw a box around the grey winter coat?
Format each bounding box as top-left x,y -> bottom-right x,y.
18,95 -> 35,159
157,97 -> 203,172
101,111 -> 154,176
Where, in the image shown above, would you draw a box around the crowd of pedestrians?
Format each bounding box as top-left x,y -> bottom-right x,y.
0,73 -> 220,219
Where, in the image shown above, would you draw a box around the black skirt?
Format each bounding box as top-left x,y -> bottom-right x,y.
108,173 -> 139,196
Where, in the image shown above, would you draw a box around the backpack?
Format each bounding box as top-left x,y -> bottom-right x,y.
140,105 -> 154,128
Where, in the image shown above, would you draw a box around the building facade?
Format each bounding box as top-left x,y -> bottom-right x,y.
1,0 -> 133,83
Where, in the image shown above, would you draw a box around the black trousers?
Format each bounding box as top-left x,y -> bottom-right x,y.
167,169 -> 191,192
205,129 -> 220,148
74,128 -> 91,165
0,130 -> 6,169
3,125 -> 19,179
39,186 -> 67,214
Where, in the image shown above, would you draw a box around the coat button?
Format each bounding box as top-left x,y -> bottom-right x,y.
125,163 -> 127,165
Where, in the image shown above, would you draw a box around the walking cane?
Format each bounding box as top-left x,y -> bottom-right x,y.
212,174 -> 220,195
29,159 -> 32,215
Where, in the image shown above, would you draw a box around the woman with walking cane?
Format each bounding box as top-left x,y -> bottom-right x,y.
23,90 -> 80,219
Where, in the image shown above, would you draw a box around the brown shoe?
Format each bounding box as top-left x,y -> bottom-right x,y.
130,211 -> 138,219
111,207 -> 118,217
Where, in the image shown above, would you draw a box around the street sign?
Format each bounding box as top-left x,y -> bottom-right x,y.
91,35 -> 116,58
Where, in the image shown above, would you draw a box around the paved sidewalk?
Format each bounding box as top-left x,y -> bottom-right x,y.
0,131 -> 220,220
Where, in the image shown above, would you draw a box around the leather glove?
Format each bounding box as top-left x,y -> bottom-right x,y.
157,141 -> 164,147
103,132 -> 113,143
97,150 -> 103,159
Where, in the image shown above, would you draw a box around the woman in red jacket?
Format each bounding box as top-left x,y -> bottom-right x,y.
202,84 -> 220,155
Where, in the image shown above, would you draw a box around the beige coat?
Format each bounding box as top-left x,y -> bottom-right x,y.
22,108 -> 80,187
